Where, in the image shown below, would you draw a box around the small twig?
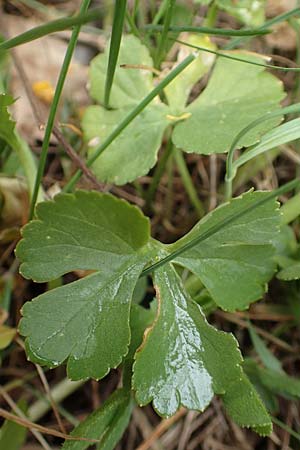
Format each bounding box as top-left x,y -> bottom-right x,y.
12,43 -> 105,191
0,407 -> 100,443
0,386 -> 51,450
216,311 -> 295,353
15,337 -> 66,433
135,408 -> 186,450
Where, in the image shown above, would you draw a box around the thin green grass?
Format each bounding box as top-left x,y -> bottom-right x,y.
104,0 -> 127,108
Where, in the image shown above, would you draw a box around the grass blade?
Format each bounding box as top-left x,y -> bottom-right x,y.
29,0 -> 92,220
145,24 -> 271,36
0,9 -> 102,51
104,0 -> 127,108
155,0 -> 176,68
225,103 -> 300,199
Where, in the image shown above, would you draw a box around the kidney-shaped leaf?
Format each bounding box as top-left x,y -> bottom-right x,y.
170,191 -> 280,311
16,191 -> 152,379
172,54 -> 285,155
133,264 -> 271,433
89,35 -> 154,108
82,103 -> 170,185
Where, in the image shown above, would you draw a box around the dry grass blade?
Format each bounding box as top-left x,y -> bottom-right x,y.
135,408 -> 186,450
0,408 -> 100,443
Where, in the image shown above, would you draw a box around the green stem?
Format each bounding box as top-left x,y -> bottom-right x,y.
145,138 -> 173,210
272,416 -> 300,442
225,103 -> 300,201
155,0 -> 176,68
13,132 -> 44,202
152,0 -> 169,26
145,25 -> 270,36
281,193 -> 300,225
175,39 -> 300,73
141,178 -> 300,276
29,0 -> 92,220
173,147 -> 205,218
0,9 -> 101,51
225,7 -> 300,50
204,1 -> 218,27
104,0 -> 127,108
63,52 -> 197,192
28,378 -> 85,422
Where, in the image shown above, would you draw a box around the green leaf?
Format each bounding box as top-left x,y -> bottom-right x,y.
222,374 -> 272,435
16,191 -> 150,282
248,324 -> 283,373
0,94 -> 18,148
62,388 -> 133,450
89,35 -> 154,108
0,325 -> 16,350
164,35 -> 216,112
233,119 -> 300,173
133,264 -> 271,434
217,0 -> 266,26
16,191 -> 151,379
172,54 -> 285,155
20,261 -> 144,380
0,400 -> 27,450
277,262 -> 300,280
82,103 -> 170,185
244,359 -> 300,401
170,191 -> 280,311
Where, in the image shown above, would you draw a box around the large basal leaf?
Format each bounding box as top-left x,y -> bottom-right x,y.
170,191 -> 280,311
133,264 -> 271,434
82,103 -> 170,185
89,35 -> 154,108
17,191 -> 150,282
172,54 -> 285,155
62,388 -> 133,450
16,192 -> 151,379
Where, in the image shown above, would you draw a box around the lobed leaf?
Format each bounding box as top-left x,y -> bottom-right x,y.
16,191 -> 152,379
20,260 -> 145,380
82,104 -> 170,185
16,191 -> 150,282
172,54 -> 285,155
133,264 -> 271,433
170,191 -> 280,311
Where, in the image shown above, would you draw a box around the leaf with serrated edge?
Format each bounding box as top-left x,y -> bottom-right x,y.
133,263 -> 271,434
62,388 -> 133,450
170,191 -> 280,311
172,54 -> 285,155
16,191 -> 150,282
16,191 -> 151,379
277,262 -> 300,281
89,35 -> 154,108
20,259 -> 146,380
83,104 -> 170,185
